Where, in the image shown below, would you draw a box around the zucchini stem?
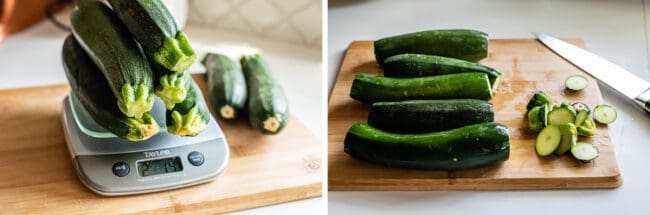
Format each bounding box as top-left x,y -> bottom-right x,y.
124,113 -> 160,141
168,106 -> 207,136
118,83 -> 155,118
219,105 -> 236,119
153,31 -> 196,72
155,73 -> 189,110
262,114 -> 284,133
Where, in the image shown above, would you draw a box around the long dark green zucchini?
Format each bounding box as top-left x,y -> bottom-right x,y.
62,35 -> 160,141
374,29 -> 488,64
350,73 -> 493,103
166,79 -> 210,136
108,0 -> 196,72
344,122 -> 510,170
149,57 -> 190,110
368,99 -> 494,134
382,54 -> 501,92
71,1 -> 154,118
241,54 -> 289,134
202,53 -> 248,120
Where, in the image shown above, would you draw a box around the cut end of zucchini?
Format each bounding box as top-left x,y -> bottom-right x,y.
155,73 -> 189,110
153,31 -> 197,72
565,75 -> 589,91
571,142 -> 599,162
262,114 -> 284,133
168,106 -> 208,136
593,104 -> 617,124
124,113 -> 160,141
117,83 -> 155,118
219,105 -> 236,119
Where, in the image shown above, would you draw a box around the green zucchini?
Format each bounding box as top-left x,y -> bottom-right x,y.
71,1 -> 155,118
166,79 -> 210,136
374,29 -> 488,64
149,58 -> 190,110
202,53 -> 247,120
382,54 -> 502,92
527,104 -> 548,132
241,54 -> 289,134
344,122 -> 510,170
62,35 -> 160,141
350,73 -> 492,103
368,99 -> 494,134
109,0 -> 196,72
526,91 -> 552,111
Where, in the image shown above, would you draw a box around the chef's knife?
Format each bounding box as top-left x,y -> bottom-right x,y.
533,32 -> 650,113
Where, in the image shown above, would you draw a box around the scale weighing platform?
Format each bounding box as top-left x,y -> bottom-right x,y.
61,94 -> 229,196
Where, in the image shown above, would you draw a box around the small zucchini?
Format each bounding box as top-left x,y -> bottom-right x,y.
109,0 -> 196,72
202,53 -> 248,120
526,91 -> 552,111
166,79 -> 210,136
62,35 -> 160,141
350,73 -> 493,103
382,54 -> 502,92
344,122 -> 510,170
374,29 -> 488,64
71,1 -> 155,118
241,54 -> 289,134
368,99 -> 494,134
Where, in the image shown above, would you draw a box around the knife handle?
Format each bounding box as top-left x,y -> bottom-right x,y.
636,88 -> 650,113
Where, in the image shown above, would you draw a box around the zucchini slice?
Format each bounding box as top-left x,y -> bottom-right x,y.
202,53 -> 248,120
555,123 -> 577,155
382,54 -> 502,92
571,142 -> 599,162
593,105 -> 617,124
350,73 -> 493,103
527,104 -> 548,132
572,102 -> 590,114
368,99 -> 494,134
62,35 -> 160,141
565,75 -> 589,91
241,54 -> 289,134
548,102 -> 577,125
526,91 -> 552,111
109,0 -> 196,72
166,79 -> 210,136
344,122 -> 510,170
536,125 -> 562,156
71,1 -> 155,118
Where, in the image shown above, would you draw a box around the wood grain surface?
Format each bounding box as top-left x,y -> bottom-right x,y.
328,39 -> 621,190
0,75 -> 321,214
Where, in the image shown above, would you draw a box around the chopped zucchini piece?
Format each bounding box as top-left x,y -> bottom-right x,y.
593,104 -> 617,124
536,125 -> 562,157
565,75 -> 589,91
527,104 -> 548,132
572,102 -> 590,114
526,91 -> 552,111
555,123 -> 577,155
548,103 -> 577,125
571,142 -> 599,162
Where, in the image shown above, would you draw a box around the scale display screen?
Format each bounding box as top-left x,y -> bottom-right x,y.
137,157 -> 183,177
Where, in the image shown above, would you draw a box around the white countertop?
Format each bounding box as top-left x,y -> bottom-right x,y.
328,0 -> 650,214
0,12 -> 322,214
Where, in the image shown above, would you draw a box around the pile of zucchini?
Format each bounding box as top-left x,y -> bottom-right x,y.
344,29 -> 511,170
526,90 -> 617,162
63,0 -> 209,141
201,53 -> 289,134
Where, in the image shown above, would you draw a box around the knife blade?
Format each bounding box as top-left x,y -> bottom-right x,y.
533,32 -> 650,113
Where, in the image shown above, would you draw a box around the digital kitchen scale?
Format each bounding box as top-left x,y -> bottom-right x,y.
61,93 -> 229,196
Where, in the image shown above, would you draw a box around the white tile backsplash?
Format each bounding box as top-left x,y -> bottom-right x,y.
188,0 -> 322,47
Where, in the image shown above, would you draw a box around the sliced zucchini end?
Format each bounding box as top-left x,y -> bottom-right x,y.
124,113 -> 160,141
261,114 -> 286,134
565,75 -> 589,91
219,105 -> 236,119
168,106 -> 208,136
154,31 -> 197,72
118,83 -> 155,118
593,104 -> 617,124
155,73 -> 189,110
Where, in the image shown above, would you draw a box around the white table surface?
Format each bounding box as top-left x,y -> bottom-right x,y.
0,11 -> 322,214
328,0 -> 650,214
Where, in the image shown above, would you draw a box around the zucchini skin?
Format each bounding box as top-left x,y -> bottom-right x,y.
166,79 -> 210,136
109,0 -> 196,72
350,73 -> 493,103
71,1 -> 155,118
344,122 -> 510,170
202,53 -> 248,120
383,54 -> 501,92
62,35 -> 160,141
368,99 -> 494,134
241,54 -> 289,134
374,29 -> 488,64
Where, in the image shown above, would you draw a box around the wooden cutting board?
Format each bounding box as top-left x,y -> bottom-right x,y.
0,75 -> 321,214
328,39 -> 621,190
